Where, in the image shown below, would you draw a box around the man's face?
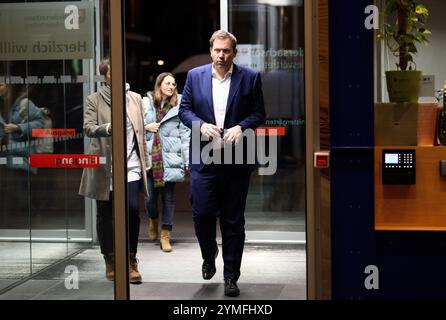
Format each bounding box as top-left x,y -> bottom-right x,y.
210,38 -> 237,70
105,69 -> 111,86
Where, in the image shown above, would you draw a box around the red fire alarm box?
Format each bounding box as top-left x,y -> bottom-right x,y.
314,151 -> 330,168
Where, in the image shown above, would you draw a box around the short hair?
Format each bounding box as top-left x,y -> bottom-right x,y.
98,58 -> 110,76
209,30 -> 237,50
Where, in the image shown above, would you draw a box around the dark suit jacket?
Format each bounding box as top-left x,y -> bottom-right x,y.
179,63 -> 266,171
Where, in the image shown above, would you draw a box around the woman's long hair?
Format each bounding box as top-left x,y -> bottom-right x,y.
153,72 -> 178,108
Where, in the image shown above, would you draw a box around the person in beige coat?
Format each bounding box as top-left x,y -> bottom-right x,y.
79,59 -> 149,283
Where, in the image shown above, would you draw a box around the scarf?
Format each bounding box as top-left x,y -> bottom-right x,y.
99,84 -> 111,105
99,83 -> 131,105
151,101 -> 171,188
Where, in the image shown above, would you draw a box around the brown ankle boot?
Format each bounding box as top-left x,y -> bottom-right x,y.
129,253 -> 142,283
160,229 -> 172,252
148,218 -> 159,241
103,254 -> 114,281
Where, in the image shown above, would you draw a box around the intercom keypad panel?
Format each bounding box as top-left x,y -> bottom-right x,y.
382,149 -> 416,185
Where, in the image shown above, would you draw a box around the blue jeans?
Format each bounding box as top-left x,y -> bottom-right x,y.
145,170 -> 175,231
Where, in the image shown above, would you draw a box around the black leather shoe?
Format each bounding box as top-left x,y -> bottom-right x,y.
202,248 -> 218,280
224,278 -> 240,297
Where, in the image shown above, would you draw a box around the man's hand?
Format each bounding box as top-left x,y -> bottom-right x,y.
145,122 -> 160,133
223,125 -> 243,144
200,123 -> 221,141
4,124 -> 20,134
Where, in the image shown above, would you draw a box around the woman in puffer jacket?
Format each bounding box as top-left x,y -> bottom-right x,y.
142,72 -> 190,252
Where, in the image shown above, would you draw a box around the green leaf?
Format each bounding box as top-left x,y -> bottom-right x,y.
416,5 -> 428,15
378,0 -> 431,69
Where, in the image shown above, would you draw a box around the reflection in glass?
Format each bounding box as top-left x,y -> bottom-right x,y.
0,0 -> 113,298
229,0 -> 306,238
0,81 -> 34,290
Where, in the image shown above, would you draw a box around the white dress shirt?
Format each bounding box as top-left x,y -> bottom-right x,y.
212,64 -> 233,129
126,84 -> 141,183
126,112 -> 141,183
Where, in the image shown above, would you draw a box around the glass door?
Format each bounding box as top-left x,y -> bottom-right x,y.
0,0 -> 121,299
225,0 -> 306,243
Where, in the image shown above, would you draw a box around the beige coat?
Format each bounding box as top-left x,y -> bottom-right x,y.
79,88 -> 149,201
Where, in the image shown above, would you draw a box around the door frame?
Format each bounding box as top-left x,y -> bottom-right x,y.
109,0 -> 129,300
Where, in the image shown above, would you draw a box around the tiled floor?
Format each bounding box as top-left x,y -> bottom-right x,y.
0,241 -> 306,300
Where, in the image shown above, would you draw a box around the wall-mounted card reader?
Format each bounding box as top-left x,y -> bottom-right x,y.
382,149 -> 416,184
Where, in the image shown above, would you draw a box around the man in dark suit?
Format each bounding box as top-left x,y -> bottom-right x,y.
179,30 -> 266,297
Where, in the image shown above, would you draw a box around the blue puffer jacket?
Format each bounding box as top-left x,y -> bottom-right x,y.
5,97 -> 44,174
142,93 -> 190,182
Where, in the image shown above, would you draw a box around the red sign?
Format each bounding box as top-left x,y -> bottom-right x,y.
256,127 -> 286,136
32,129 -> 76,138
30,154 -> 100,168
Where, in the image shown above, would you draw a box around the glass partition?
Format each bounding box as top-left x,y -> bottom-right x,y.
0,0 -> 115,299
228,0 -> 306,243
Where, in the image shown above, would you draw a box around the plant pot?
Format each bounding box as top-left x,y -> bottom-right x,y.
385,70 -> 422,103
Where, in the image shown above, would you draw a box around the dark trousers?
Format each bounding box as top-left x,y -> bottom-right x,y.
96,179 -> 142,255
190,165 -> 251,281
145,170 -> 176,231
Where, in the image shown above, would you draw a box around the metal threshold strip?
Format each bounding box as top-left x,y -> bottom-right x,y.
246,231 -> 306,244
0,237 -> 92,242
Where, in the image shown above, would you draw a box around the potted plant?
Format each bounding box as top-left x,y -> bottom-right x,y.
378,0 -> 431,103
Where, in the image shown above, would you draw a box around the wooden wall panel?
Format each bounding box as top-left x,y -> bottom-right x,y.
318,0 -> 331,300
375,146 -> 446,230
319,0 -> 329,149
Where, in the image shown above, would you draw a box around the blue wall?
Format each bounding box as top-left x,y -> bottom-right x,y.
329,0 -> 446,299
